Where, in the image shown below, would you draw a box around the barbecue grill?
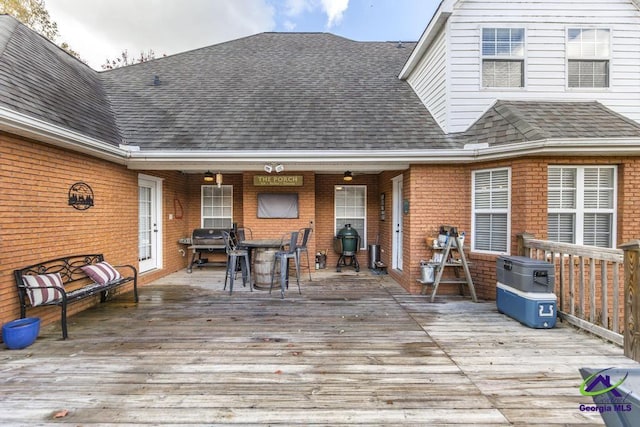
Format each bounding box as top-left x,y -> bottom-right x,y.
334,224 -> 361,272
186,227 -> 231,273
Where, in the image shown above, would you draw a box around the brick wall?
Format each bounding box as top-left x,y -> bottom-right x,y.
0,133 -> 189,329
4,129 -> 640,330
385,157 -> 640,300
0,133 -> 134,326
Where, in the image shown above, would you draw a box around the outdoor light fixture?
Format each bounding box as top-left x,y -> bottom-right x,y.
264,163 -> 284,173
204,171 -> 215,182
215,172 -> 223,188
343,171 -> 353,182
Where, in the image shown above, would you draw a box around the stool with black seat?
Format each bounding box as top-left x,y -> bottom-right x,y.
236,227 -> 253,243
270,231 -> 301,299
221,230 -> 252,294
296,227 -> 313,281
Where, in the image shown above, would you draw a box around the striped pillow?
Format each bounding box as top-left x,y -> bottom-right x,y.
22,273 -> 65,307
81,262 -> 121,285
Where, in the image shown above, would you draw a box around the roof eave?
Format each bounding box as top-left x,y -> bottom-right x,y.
467,137 -> 640,161
398,0 -> 455,80
0,106 -> 129,164
124,137 -> 640,172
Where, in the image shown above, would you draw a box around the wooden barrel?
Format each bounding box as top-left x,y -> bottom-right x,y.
254,248 -> 279,289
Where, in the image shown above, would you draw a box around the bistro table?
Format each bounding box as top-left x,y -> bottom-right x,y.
238,238 -> 284,289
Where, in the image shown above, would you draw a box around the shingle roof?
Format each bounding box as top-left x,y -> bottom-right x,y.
100,33 -> 455,151
460,100 -> 640,146
1,14 -> 639,159
0,15 -> 121,145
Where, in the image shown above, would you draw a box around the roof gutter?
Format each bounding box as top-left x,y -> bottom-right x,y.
124,137 -> 640,171
0,106 -> 129,164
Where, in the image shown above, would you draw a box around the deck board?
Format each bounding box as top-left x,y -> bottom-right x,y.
1,268 -> 638,425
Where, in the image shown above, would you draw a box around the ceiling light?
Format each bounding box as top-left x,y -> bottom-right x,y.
204,171 -> 214,182
343,171 -> 353,182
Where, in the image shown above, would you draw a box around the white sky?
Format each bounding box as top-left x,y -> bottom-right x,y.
45,0 -> 440,70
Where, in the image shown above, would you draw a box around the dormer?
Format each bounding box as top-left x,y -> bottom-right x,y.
400,0 -> 640,134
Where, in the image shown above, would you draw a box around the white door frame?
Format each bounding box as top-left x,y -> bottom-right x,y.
392,175 -> 403,271
138,174 -> 163,272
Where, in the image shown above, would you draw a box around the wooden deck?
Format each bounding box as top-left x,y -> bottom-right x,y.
2,268 -> 639,425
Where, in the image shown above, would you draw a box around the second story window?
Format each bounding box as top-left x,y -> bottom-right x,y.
567,28 -> 610,88
481,28 -> 525,88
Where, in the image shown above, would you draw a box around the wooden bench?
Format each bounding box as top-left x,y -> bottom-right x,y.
13,254 -> 138,339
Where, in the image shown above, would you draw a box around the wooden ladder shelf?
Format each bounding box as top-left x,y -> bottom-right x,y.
420,229 -> 477,303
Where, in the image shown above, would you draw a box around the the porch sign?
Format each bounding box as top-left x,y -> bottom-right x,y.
253,175 -> 303,186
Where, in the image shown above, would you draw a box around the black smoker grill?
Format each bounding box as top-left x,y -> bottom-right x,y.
186,227 -> 231,273
333,224 -> 361,272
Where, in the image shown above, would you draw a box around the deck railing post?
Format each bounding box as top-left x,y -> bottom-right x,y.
620,240 -> 640,362
516,232 -> 534,257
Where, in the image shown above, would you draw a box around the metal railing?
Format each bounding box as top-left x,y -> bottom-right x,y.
517,233 -> 624,345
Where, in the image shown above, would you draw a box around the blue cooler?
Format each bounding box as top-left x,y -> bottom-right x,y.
497,282 -> 557,328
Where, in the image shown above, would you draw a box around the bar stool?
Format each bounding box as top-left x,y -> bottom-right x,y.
296,227 -> 313,281
270,231 -> 301,299
222,230 -> 252,294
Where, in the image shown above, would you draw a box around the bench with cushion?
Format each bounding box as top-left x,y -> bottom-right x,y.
13,254 -> 138,339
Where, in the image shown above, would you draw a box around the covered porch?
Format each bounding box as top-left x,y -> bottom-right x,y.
2,268 -> 638,425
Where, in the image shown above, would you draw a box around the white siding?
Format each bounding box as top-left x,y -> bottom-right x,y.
441,0 -> 640,132
407,27 -> 449,132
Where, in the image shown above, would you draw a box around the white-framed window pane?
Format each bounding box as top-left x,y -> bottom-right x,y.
548,213 -> 575,243
138,186 -> 152,261
548,167 -> 576,209
473,168 -> 510,253
584,167 -> 614,209
567,28 -> 610,57
482,28 -> 524,56
583,213 -> 612,247
568,60 -> 608,88
548,166 -> 616,248
202,185 -> 233,228
567,28 -> 610,88
335,185 -> 366,249
474,213 -> 508,252
482,60 -> 523,87
482,27 -> 524,88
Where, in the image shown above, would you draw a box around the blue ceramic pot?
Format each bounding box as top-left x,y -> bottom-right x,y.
2,318 -> 41,350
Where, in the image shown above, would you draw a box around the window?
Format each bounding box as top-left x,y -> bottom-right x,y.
201,185 -> 233,228
335,185 -> 366,249
482,28 -> 525,88
567,28 -> 610,88
472,168 -> 510,253
548,166 -> 616,247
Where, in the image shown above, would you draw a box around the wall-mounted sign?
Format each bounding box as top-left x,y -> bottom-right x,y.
68,182 -> 94,210
253,175 -> 303,186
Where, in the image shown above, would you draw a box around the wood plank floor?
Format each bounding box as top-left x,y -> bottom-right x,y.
1,268 -> 639,425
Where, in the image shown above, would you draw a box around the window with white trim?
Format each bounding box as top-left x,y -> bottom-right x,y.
472,168 -> 510,253
548,166 -> 616,248
567,28 -> 610,88
335,185 -> 366,249
481,28 -> 525,88
202,185 -> 233,228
